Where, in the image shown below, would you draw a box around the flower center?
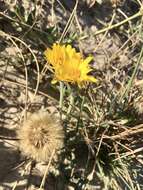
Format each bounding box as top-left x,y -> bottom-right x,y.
29,126 -> 49,149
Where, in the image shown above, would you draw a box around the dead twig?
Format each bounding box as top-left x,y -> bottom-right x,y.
103,124 -> 143,140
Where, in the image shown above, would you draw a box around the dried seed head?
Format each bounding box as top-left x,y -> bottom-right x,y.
17,112 -> 64,162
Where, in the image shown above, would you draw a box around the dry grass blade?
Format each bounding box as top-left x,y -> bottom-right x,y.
0,0 -> 143,189
39,149 -> 55,190
0,30 -> 29,120
103,124 -> 143,140
0,30 -> 40,103
94,8 -> 142,36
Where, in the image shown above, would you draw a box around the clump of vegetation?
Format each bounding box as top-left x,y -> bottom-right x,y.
0,0 -> 143,189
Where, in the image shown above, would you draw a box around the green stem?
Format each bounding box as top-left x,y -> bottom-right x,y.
67,87 -> 74,115
120,46 -> 143,101
59,82 -> 64,118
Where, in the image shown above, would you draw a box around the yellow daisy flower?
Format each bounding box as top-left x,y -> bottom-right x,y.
44,43 -> 97,86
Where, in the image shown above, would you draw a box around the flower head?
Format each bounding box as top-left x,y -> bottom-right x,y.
44,43 -> 97,86
17,112 -> 64,162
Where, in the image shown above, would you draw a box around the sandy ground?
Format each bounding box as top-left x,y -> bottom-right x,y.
0,0 -> 143,189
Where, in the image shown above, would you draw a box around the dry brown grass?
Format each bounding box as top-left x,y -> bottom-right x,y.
0,0 -> 143,189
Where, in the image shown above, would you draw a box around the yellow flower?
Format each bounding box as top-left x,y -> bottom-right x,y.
44,43 -> 97,86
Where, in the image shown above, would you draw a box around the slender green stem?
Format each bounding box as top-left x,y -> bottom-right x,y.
59,82 -> 64,118
68,94 -> 74,114
120,46 -> 143,101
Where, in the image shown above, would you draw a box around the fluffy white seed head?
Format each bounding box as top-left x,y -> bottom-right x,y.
17,112 -> 64,162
